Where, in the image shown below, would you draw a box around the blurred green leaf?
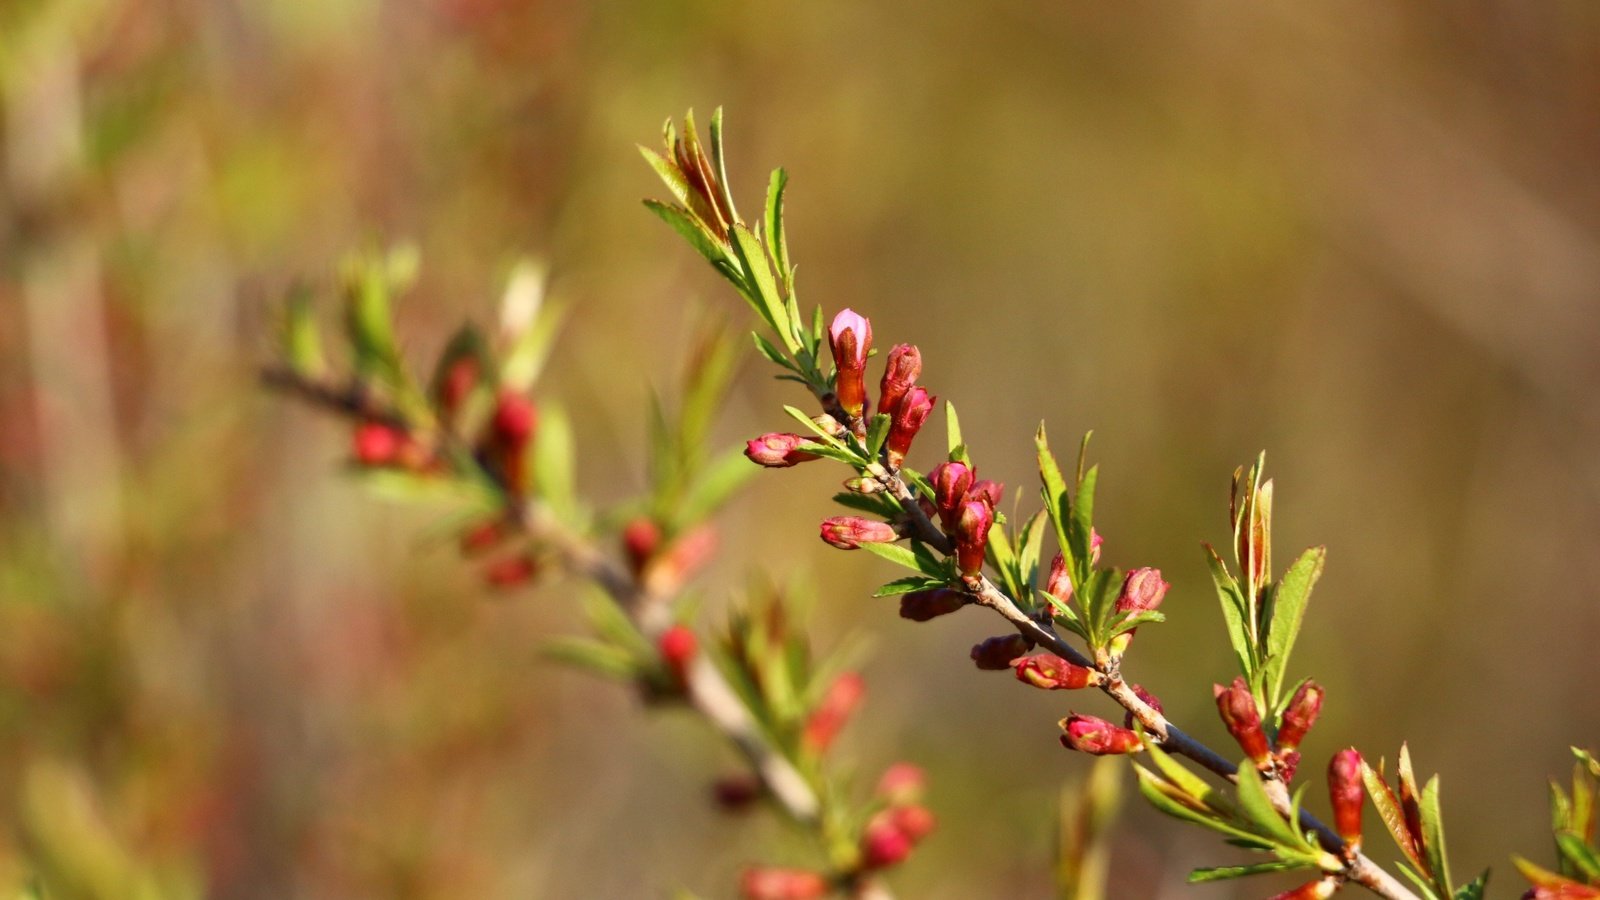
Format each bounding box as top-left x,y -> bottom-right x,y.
1204,542 -> 1255,679
1556,833 -> 1600,881
542,637 -> 642,680
533,401 -> 578,523
1186,861 -> 1311,883
279,285 -> 324,377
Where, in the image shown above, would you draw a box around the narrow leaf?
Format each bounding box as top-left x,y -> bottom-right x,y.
1262,546 -> 1326,705
873,576 -> 947,597
859,541 -> 945,578
1187,861 -> 1312,883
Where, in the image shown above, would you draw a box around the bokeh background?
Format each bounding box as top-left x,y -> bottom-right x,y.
2,1 -> 1598,897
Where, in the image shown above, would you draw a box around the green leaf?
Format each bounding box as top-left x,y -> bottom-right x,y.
708,107 -> 741,231
1451,871 -> 1489,900
541,637 -> 640,680
1234,763 -> 1302,848
1133,767 -> 1266,846
988,524 -> 1019,597
1070,463 -> 1098,568
644,199 -> 730,273
783,405 -> 849,450
946,402 -> 964,456
751,331 -> 796,371
764,167 -> 792,292
279,286 -> 324,377
1144,739 -> 1236,816
866,413 -> 893,459
532,402 -> 578,522
796,441 -> 858,465
1187,861 -> 1313,883
873,576 -> 947,597
1420,775 -> 1453,895
1362,760 -> 1428,873
859,541 -> 945,578
640,145 -> 695,211
729,223 -> 795,352
830,491 -> 902,517
1556,833 -> 1600,881
353,468 -> 501,514
1109,610 -> 1166,636
581,591 -> 655,659
1262,546 -> 1325,705
1204,543 -> 1256,679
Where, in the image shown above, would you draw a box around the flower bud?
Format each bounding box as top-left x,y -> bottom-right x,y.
877,343 -> 922,418
1267,878 -> 1339,900
860,817 -> 914,870
819,516 -> 898,550
1115,567 -> 1169,613
1214,677 -> 1271,764
651,525 -> 717,591
1089,529 -> 1104,565
829,309 -> 872,417
1046,553 -> 1073,605
1276,680 -> 1324,751
352,422 -> 406,466
929,461 -> 976,529
843,476 -> 887,494
953,498 -> 994,577
1329,748 -> 1364,850
622,517 -> 661,577
890,804 -> 937,842
1123,683 -> 1164,730
884,387 -> 934,467
899,588 -> 967,622
1059,713 -> 1142,755
970,633 -> 1031,670
490,391 -> 538,495
435,354 -> 479,421
745,433 -> 820,468
1521,885 -> 1600,899
484,554 -> 538,588
969,479 -> 1004,509
739,867 -> 830,900
459,519 -> 507,557
658,624 -> 697,688
802,672 -> 865,753
875,763 -> 926,805
1012,654 -> 1096,690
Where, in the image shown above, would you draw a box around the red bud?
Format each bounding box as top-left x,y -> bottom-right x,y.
929,461 -> 976,529
459,519 -> 507,557
875,763 -> 926,804
1521,885 -> 1600,899
884,387 -> 934,467
1059,713 -> 1142,755
970,633 -> 1031,670
1329,749 -> 1364,850
739,867 -> 830,900
745,433 -> 821,468
802,672 -> 865,753
889,804 -> 936,842
877,343 -> 922,418
1115,567 -> 1169,613
953,498 -> 993,577
436,355 -> 479,421
819,516 -> 898,550
1266,878 -> 1338,900
829,309 -> 872,417
352,422 -> 406,466
622,517 -> 662,576
968,479 -> 1004,509
652,525 -> 717,589
1012,654 -> 1096,690
898,588 -> 967,622
1276,680 -> 1324,751
1046,553 -> 1073,605
859,804 -> 936,870
484,554 -> 538,588
1214,677 -> 1270,764
657,624 -> 697,688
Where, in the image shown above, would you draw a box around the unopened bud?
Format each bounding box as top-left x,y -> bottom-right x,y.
877,343 -> 922,418
1214,677 -> 1271,764
484,554 -> 538,588
1123,683 -> 1164,730
970,633 -> 1031,670
1059,713 -> 1142,755
953,498 -> 993,577
1329,749 -> 1364,851
652,525 -> 717,590
819,516 -> 898,550
459,519 -> 507,557
875,763 -> 926,804
969,479 -> 1004,509
1046,553 -> 1073,605
929,461 -> 976,530
812,414 -> 847,438
1276,681 -> 1324,751
712,773 -> 762,812
1090,529 -> 1104,565
829,309 -> 873,417
1267,878 -> 1339,900
1115,567 -> 1169,613
352,422 -> 406,466
884,387 -> 934,468
889,804 -> 936,842
899,588 -> 967,622
746,433 -> 820,468
622,517 -> 661,576
1012,654 -> 1096,690
860,817 -> 914,870
657,624 -> 697,688
802,672 -> 865,753
1521,885 -> 1600,899
843,476 -> 887,494
739,867 -> 830,900
490,391 -> 538,494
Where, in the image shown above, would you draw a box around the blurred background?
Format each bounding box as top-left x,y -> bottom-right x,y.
2,0 -> 1598,896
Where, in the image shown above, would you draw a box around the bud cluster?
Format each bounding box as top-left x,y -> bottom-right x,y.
1211,676 -> 1326,782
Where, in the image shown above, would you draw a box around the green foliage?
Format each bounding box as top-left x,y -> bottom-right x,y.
1362,746 -> 1475,899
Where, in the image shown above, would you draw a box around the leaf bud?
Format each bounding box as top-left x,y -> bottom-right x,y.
898,588 -> 967,622
1276,680 -> 1325,751
828,308 -> 873,417
877,343 -> 922,418
1329,748 -> 1364,851
745,433 -> 820,468
1059,713 -> 1142,755
884,387 -> 934,468
953,498 -> 994,577
843,475 -> 887,494
970,633 -> 1031,670
1214,677 -> 1271,764
819,516 -> 898,550
1012,654 -> 1097,690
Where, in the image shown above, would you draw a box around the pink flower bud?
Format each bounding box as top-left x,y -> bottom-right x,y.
740,867 -> 830,900
1012,654 -> 1096,690
860,817 -> 914,869
890,804 -> 937,842
1329,749 -> 1364,850
745,433 -> 820,468
1090,529 -> 1104,565
1214,677 -> 1270,764
875,763 -> 926,805
1522,885 -> 1600,899
1123,683 -> 1164,730
819,516 -> 898,550
658,624 -> 697,688
929,461 -> 976,529
1059,713 -> 1142,755
1276,680 -> 1324,751
653,525 -> 717,589
969,479 -> 1004,509
877,343 -> 922,418
1115,567 -> 1169,613
803,672 -> 865,753
622,517 -> 661,576
352,422 -> 406,466
1046,553 -> 1073,605
970,633 -> 1031,670
712,773 -> 761,812
953,499 -> 993,577
898,588 -> 967,622
1267,878 -> 1339,900
884,388 -> 934,467
459,519 -> 507,557
829,309 -> 872,417
484,554 -> 538,588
